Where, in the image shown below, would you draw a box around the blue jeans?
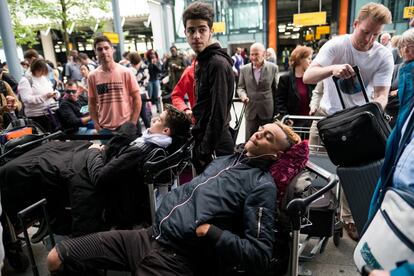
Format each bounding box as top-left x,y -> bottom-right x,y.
147,80 -> 160,112
76,127 -> 97,135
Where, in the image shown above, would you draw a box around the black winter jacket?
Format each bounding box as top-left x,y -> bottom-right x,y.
192,43 -> 235,166
94,140 -> 165,228
58,98 -> 84,132
153,154 -> 277,274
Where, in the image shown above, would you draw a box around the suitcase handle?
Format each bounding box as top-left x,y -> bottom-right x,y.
332,66 -> 369,110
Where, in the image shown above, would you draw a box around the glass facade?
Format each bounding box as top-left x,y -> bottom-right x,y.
172,0 -> 264,49
226,1 -> 263,33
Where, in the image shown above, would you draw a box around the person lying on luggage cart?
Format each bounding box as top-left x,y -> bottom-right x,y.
0,105 -> 192,239
47,122 -> 302,276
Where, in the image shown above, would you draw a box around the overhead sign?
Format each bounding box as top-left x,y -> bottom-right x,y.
213,22 -> 226,33
316,25 -> 330,39
316,25 -> 330,35
103,32 -> 120,44
403,6 -> 414,19
305,34 -> 314,41
294,11 -> 327,27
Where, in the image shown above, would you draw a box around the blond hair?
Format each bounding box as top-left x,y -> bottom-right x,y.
357,2 -> 392,25
391,35 -> 401,48
399,28 -> 414,49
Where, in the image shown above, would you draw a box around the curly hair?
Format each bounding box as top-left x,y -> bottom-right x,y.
182,1 -> 214,29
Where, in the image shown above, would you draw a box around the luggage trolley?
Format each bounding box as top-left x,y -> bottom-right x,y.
0,128 -> 63,273
143,137 -> 195,223
281,115 -> 344,263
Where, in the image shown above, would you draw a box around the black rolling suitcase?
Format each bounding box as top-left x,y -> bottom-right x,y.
317,66 -> 391,167
336,159 -> 383,234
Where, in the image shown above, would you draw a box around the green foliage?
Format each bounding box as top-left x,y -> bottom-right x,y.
1,0 -> 110,48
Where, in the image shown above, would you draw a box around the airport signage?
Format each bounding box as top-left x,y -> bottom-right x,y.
404,6 -> 414,18
103,32 -> 120,44
294,11 -> 327,27
213,22 -> 226,33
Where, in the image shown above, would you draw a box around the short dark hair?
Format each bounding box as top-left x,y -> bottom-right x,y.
24,49 -> 40,60
93,35 -> 112,49
164,104 -> 191,138
30,59 -> 49,75
128,52 -> 141,65
182,1 -> 214,29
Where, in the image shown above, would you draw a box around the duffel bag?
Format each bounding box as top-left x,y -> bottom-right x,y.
317,102 -> 391,166
317,66 -> 391,167
354,187 -> 414,272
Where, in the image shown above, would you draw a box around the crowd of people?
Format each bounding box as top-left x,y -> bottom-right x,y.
0,1 -> 413,275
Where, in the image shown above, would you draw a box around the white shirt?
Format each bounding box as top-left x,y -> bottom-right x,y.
18,75 -> 59,117
314,34 -> 393,115
253,64 -> 262,84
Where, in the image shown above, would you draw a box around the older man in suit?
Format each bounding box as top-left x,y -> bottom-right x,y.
237,42 -> 279,141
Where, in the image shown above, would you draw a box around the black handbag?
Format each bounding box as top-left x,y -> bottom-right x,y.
317,66 -> 391,167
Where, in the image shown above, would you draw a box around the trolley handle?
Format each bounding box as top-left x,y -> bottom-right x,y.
0,130 -> 64,161
286,161 -> 339,218
143,137 -> 194,181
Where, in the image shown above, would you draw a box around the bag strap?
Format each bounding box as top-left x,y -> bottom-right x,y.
353,66 -> 370,103
332,76 -> 346,109
25,76 -> 33,87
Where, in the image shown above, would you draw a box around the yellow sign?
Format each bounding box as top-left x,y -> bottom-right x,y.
316,25 -> 330,39
403,6 -> 414,19
294,11 -> 327,27
103,32 -> 120,44
213,22 -> 226,33
316,25 -> 330,35
305,34 -> 314,41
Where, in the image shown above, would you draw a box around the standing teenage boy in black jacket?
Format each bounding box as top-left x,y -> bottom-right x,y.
183,2 -> 235,173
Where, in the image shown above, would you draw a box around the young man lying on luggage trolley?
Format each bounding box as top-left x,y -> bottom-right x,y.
47,121 -> 302,276
0,105 -> 192,239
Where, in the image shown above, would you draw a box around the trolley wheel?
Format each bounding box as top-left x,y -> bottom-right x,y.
7,250 -> 30,272
333,229 -> 342,247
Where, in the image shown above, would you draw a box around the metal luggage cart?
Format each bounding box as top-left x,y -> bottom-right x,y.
281,115 -> 325,154
143,137 -> 195,223
0,130 -> 63,274
281,115 -> 344,272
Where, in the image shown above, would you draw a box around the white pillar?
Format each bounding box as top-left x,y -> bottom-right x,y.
40,31 -> 57,65
147,1 -> 175,56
